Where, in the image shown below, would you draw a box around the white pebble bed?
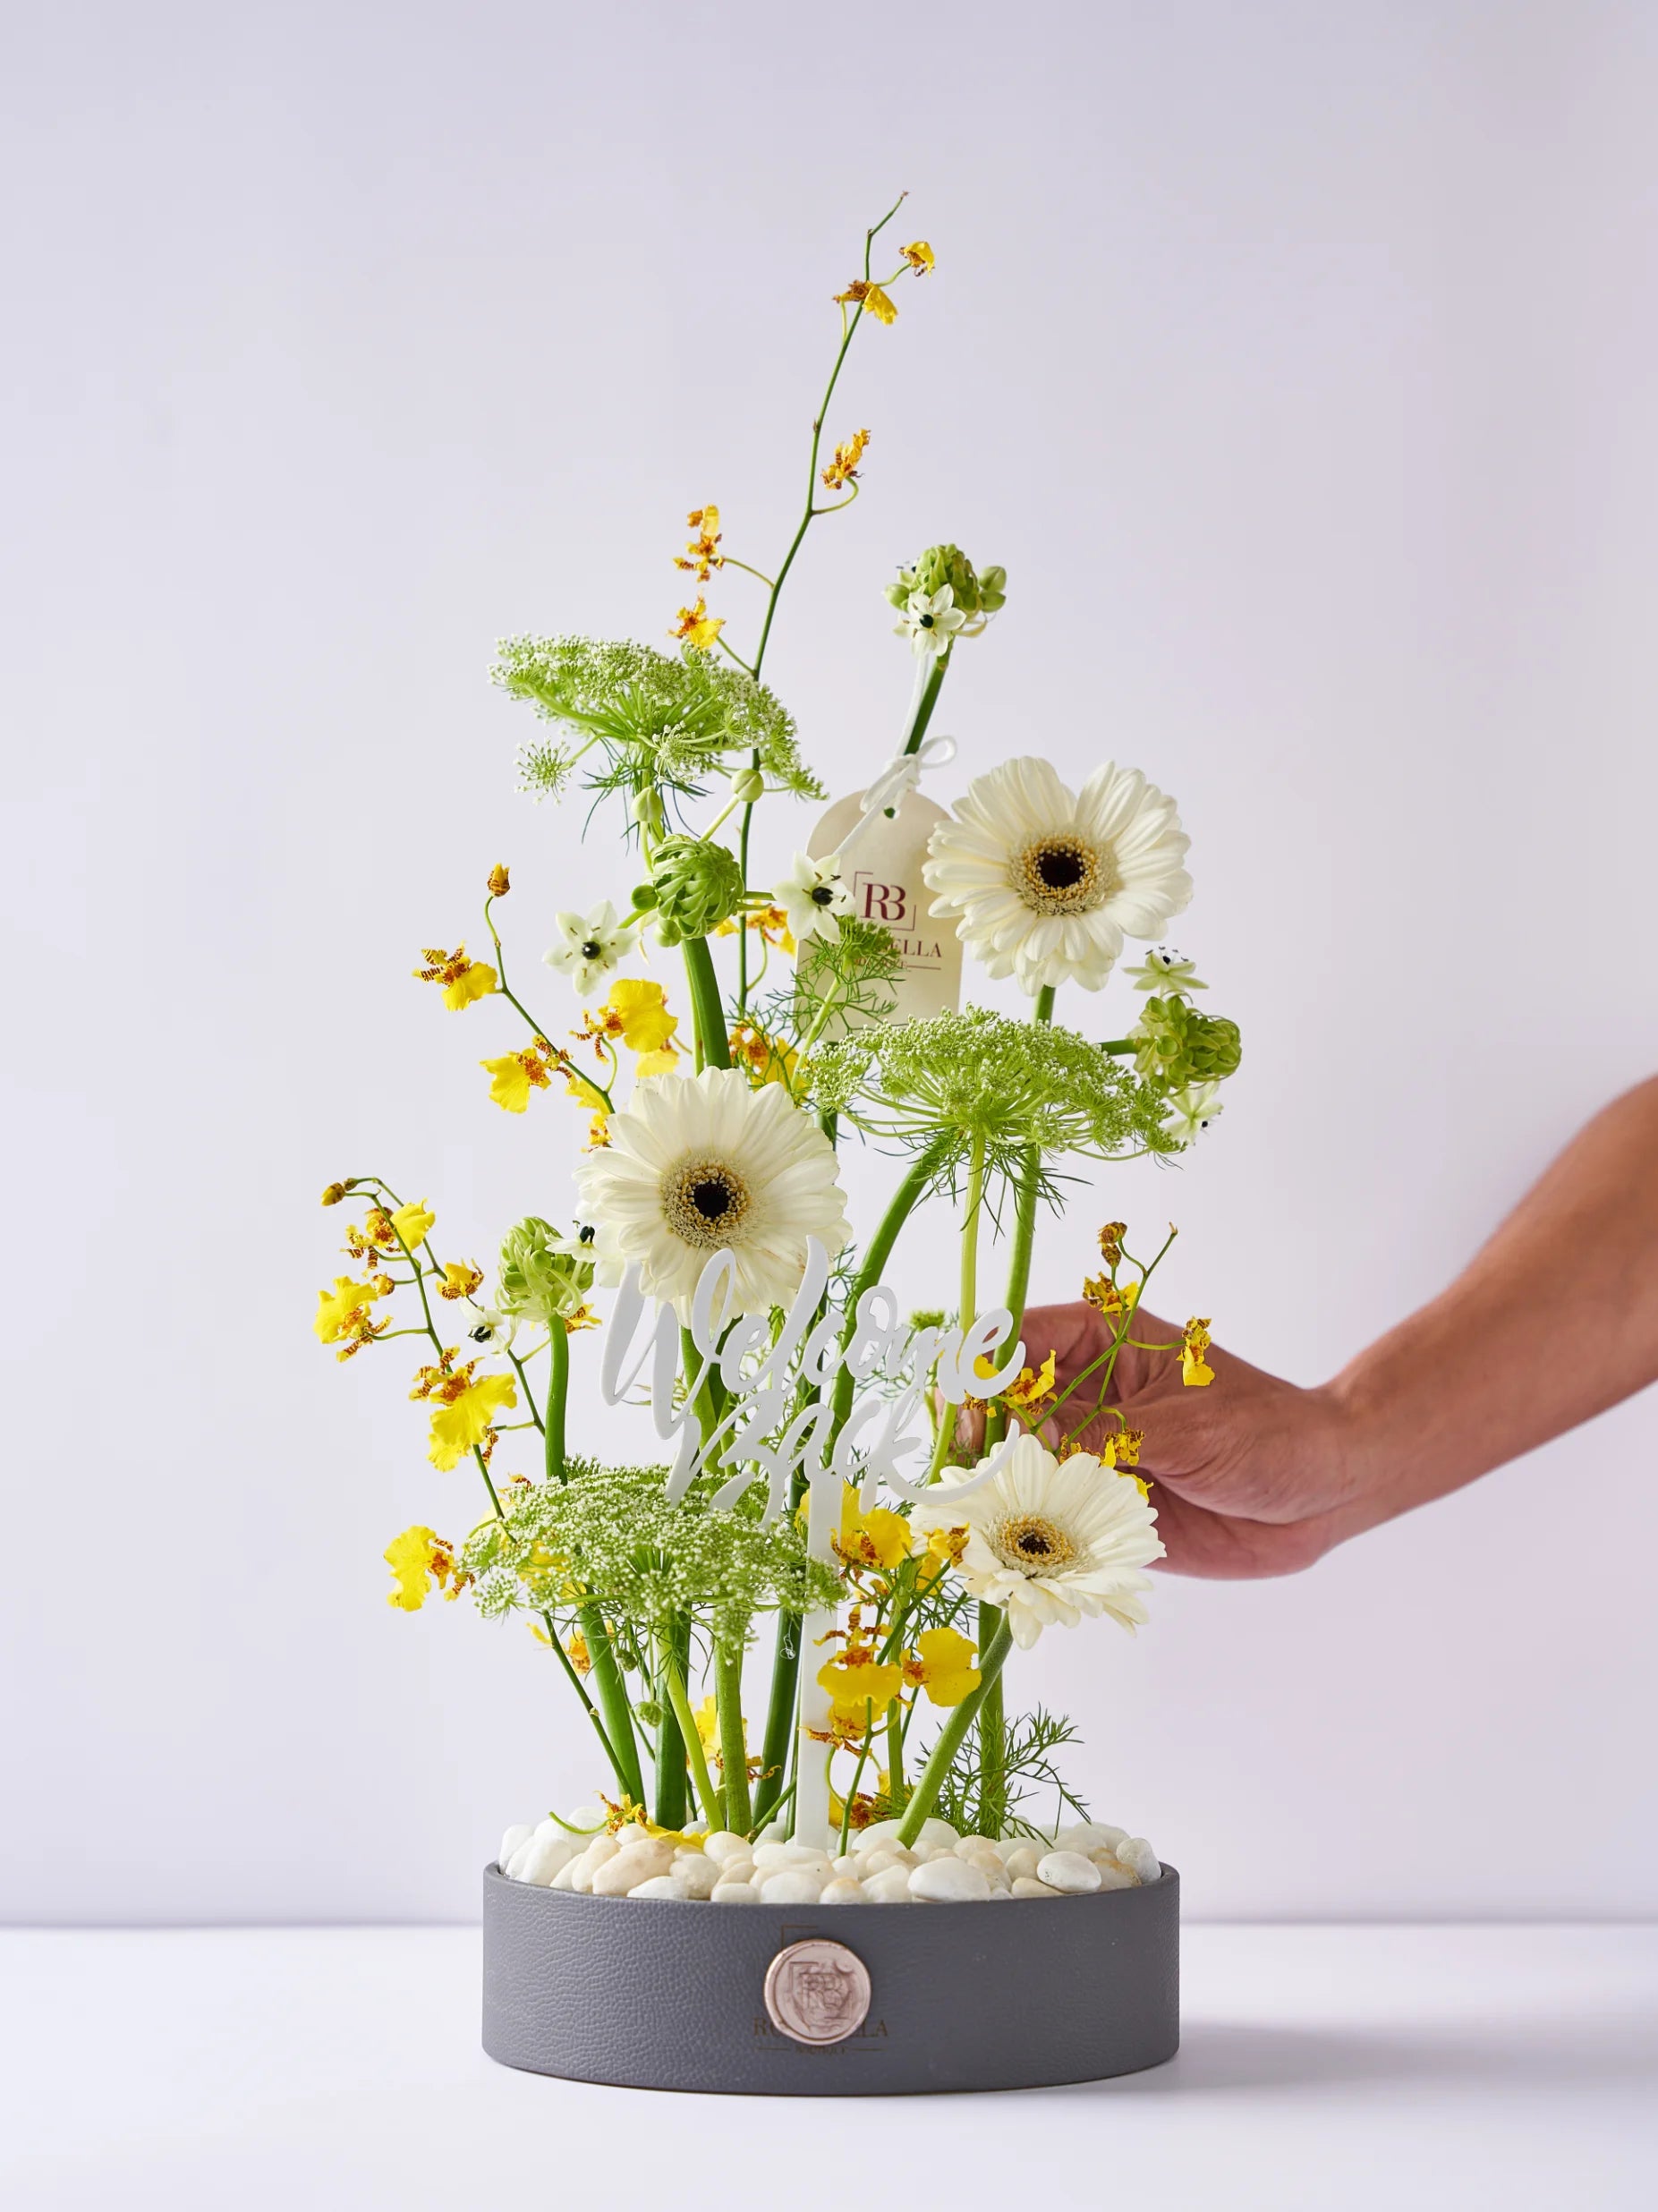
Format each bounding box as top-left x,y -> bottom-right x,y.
497,1810 -> 1161,1903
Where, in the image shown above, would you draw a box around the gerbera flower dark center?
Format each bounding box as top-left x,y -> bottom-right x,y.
1016,834 -> 1115,916
991,1511 -> 1077,1575
664,1157 -> 752,1247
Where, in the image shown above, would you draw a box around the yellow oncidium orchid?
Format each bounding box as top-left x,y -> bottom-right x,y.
412,946 -> 498,1011
1181,1318 -> 1215,1388
905,1626 -> 981,1709
817,1649 -> 905,1721
671,597 -> 725,651
426,1371 -> 517,1471
834,277 -> 897,325
313,1274 -> 382,1343
390,1199 -> 435,1249
899,240 -> 935,274
603,979 -> 678,1058
383,1525 -> 462,1612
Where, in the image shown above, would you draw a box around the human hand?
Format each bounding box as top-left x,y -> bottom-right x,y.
1016,1302 -> 1367,1579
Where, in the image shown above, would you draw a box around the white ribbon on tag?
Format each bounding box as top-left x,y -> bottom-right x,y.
831,733 -> 957,864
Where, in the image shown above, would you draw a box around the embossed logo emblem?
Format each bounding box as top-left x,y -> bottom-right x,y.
762,1938 -> 872,2046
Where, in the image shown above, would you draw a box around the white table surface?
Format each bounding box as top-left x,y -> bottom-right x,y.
2,1924 -> 1653,2210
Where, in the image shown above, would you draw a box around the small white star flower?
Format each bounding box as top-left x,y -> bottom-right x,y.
894,584 -> 966,659
1124,946 -> 1208,994
464,1306 -> 519,1353
543,900 -> 639,996
1162,1080 -> 1224,1147
772,852 -> 853,946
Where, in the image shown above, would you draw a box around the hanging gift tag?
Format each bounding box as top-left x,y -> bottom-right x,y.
804,787 -> 963,1025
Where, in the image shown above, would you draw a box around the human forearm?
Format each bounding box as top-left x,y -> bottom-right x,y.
1330,1076 -> 1658,1528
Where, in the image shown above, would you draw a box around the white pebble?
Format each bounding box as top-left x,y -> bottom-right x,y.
861,1864 -> 915,1903
504,1841 -> 538,1882
830,1854 -> 861,1879
852,1815 -> 957,1856
819,1877 -> 866,1903
1058,1821 -> 1127,1853
752,1842 -> 833,1876
755,1821 -> 788,1843
758,1871 -> 826,1905
591,1841 -> 674,1897
1011,1876 -> 1062,1899
548,1856 -> 582,1892
1117,1837 -> 1161,1883
671,1855 -> 719,1901
1001,1843 -> 1042,1881
955,1838 -> 1006,1872
499,1824 -> 532,1871
627,1875 -> 680,1900
516,1833 -> 576,1887
909,1856 -> 993,1903
563,1806 -> 608,1836
1093,1856 -> 1140,1890
860,1845 -> 917,1875
1036,1850 -> 1103,1895
568,1836 -> 619,1893
701,1831 -> 752,1865
710,1880 -> 761,1903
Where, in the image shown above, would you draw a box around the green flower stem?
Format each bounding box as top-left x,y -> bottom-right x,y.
829,1133 -> 955,1439
652,1615 -> 692,1829
681,933 -> 733,1070
838,1701 -> 879,1853
898,651 -> 949,758
547,1328 -> 645,1806
974,983 -> 1056,1837
1098,1035 -> 1136,1055
886,1697 -> 906,1806
895,1614 -> 1015,1845
663,1655 -> 721,1830
715,1644 -> 752,1835
752,1612 -> 800,1828
960,1129 -> 986,1336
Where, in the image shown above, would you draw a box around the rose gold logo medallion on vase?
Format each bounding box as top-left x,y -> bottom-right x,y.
762,1939 -> 872,2046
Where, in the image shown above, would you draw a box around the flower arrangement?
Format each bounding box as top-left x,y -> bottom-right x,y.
316,199 -> 1242,1906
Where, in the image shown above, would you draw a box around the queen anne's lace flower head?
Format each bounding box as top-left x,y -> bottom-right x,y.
923,756 -> 1193,994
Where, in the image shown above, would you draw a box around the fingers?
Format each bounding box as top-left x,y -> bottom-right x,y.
1147,1485 -> 1338,1580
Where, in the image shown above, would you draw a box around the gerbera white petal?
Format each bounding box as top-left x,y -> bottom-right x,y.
910,1433 -> 1163,1646
923,755 -> 1193,995
574,1067 -> 851,1318
543,900 -> 639,997
772,852 -> 853,946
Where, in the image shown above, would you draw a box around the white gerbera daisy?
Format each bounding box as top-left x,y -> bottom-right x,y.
543,901 -> 639,997
910,1434 -> 1164,1650
895,584 -> 966,659
574,1067 -> 851,1315
923,757 -> 1193,994
772,852 -> 854,946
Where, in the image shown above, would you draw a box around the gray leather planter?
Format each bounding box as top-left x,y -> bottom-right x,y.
482,1861 -> 1178,2095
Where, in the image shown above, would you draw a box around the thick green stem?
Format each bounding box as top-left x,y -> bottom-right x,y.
715,1644 -> 752,1835
753,1612 -> 800,1826
960,1131 -> 985,1335
548,1331 -> 644,1805
896,1616 -> 1015,1845
652,1615 -> 691,1829
976,1616 -> 1006,1835
886,1697 -> 906,1807
681,934 -> 733,1070
662,1655 -> 721,1829
899,653 -> 949,757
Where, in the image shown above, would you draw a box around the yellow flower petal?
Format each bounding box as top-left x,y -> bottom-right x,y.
604,979 -> 678,1056
443,961 -> 497,1011
912,1626 -> 980,1708
816,1655 -> 905,1718
633,1051 -> 680,1079
427,1371 -> 517,1470
899,240 -> 935,274
863,282 -> 897,326
314,1275 -> 381,1342
390,1199 -> 435,1248
384,1525 -> 439,1611
482,1054 -> 532,1113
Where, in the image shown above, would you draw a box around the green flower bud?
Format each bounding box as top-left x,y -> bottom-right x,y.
976,564 -> 1008,613
1130,996 -> 1244,1086
728,765 -> 766,805
910,543 -> 984,615
630,881 -> 659,913
633,1699 -> 665,1730
650,834 -> 744,940
632,787 -> 667,839
882,566 -> 918,610
497,1217 -> 593,1325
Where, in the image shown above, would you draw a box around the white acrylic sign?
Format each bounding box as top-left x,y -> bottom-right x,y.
599,1238 -> 1024,1848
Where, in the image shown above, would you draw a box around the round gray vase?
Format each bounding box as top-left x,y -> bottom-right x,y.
481,1861 -> 1178,2095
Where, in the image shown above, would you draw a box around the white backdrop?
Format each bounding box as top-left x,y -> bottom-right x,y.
4,0 -> 1654,1926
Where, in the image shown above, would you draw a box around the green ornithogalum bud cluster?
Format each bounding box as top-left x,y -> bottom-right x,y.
497,1217 -> 594,1325
649,834 -> 745,943
883,544 -> 1007,617
1129,995 -> 1244,1087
